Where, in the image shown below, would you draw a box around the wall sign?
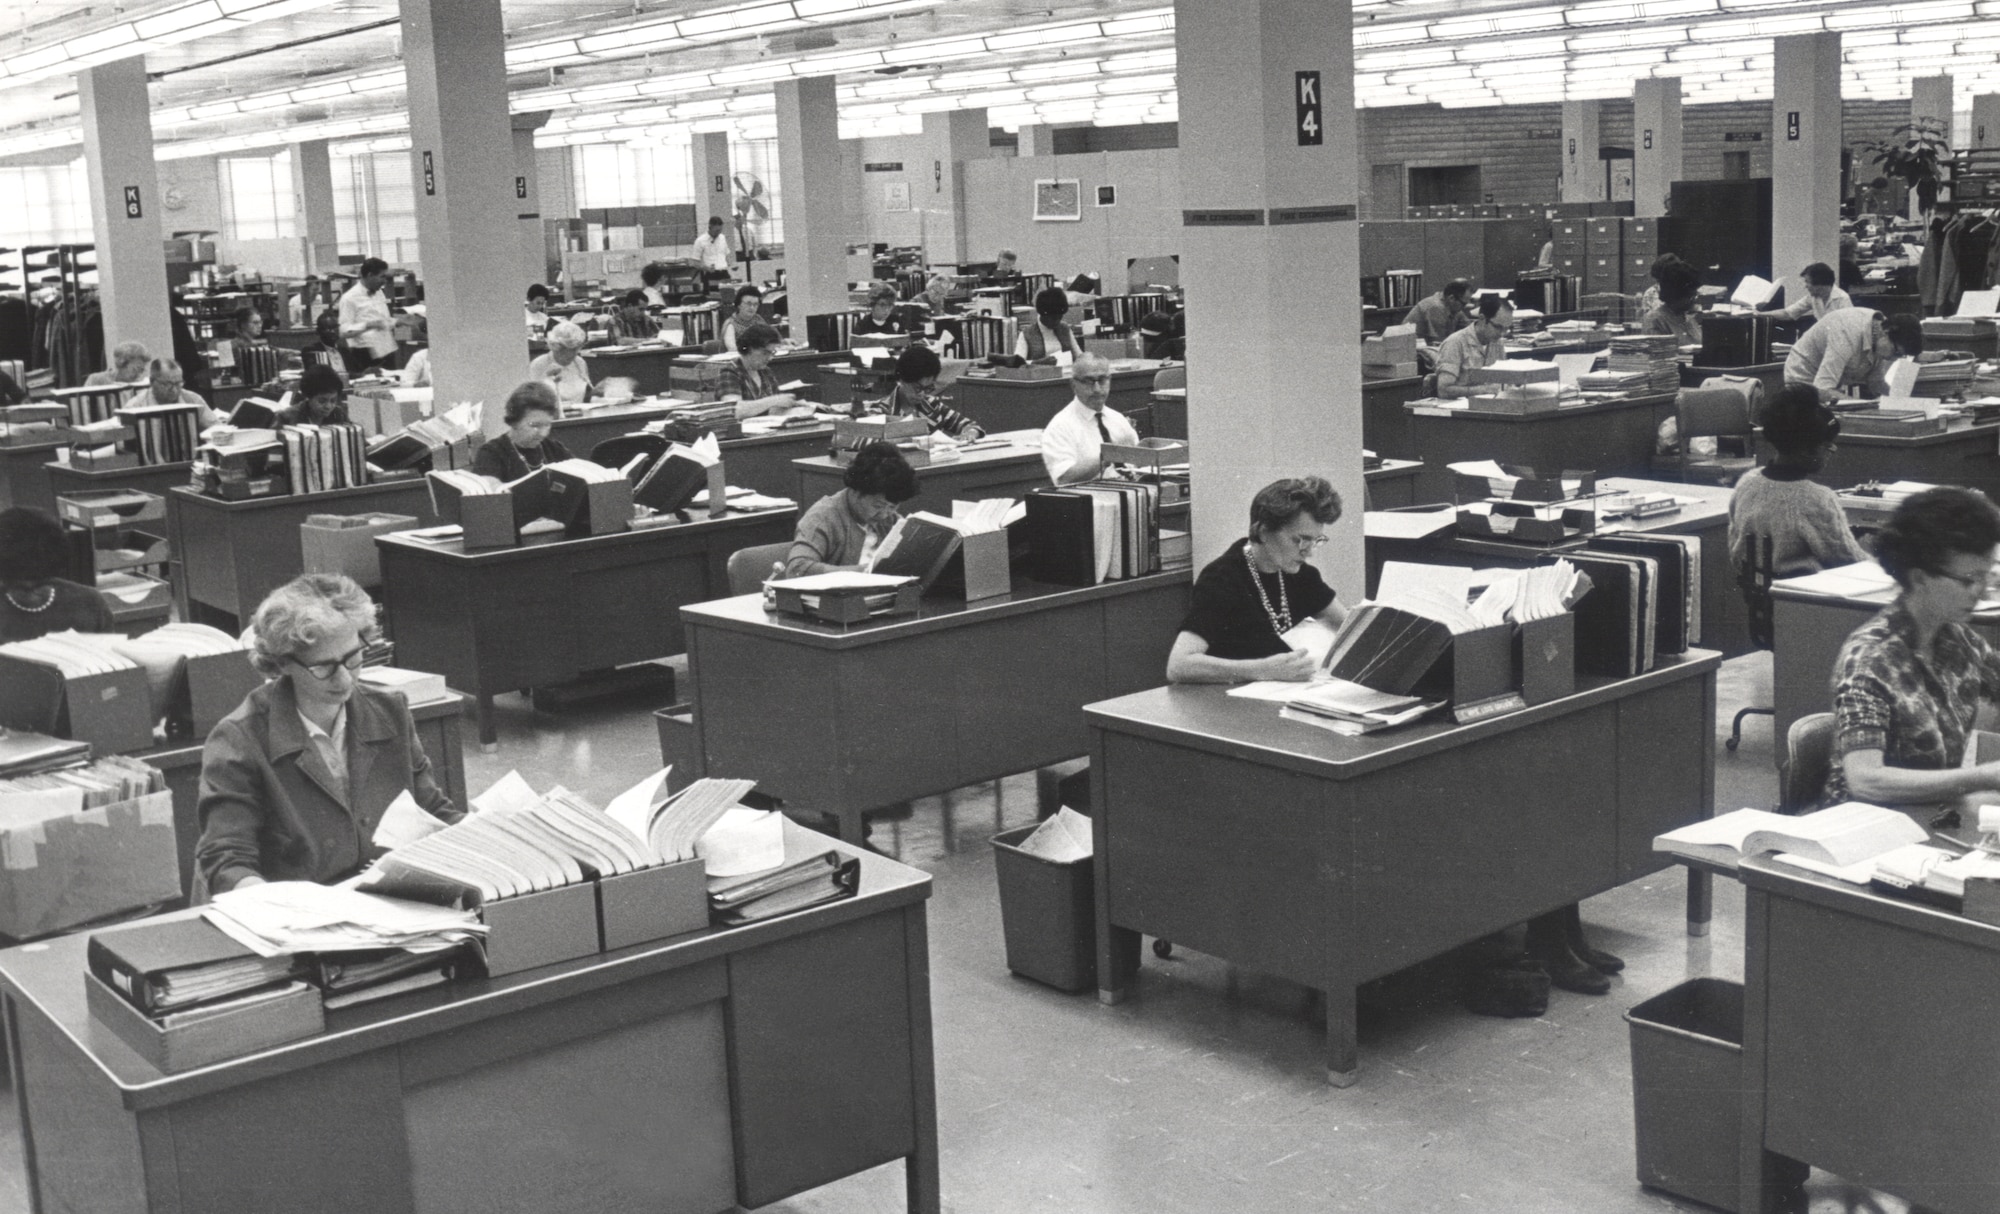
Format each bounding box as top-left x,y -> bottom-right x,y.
1568,138 -> 1577,157
1034,178 -> 1082,222
122,186 -> 142,218
884,181 -> 911,212
1786,110 -> 1800,141
1723,131 -> 1764,142
422,151 -> 436,196
1642,129 -> 1653,151
1295,71 -> 1322,146
1096,185 -> 1117,207
863,161 -> 903,172
1183,209 -> 1265,226
713,174 -> 725,194
1269,204 -> 1355,224
515,176 -> 528,199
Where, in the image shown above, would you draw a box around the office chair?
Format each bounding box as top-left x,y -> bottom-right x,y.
701,339 -> 725,355
589,432 -> 667,474
1727,533 -> 1776,752
1152,366 -> 1185,392
1657,386 -> 1758,486
727,541 -> 792,596
1779,713 -> 1835,813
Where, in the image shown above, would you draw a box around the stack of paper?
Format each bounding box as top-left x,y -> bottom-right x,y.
1016,807 -> 1093,862
949,498 -> 1024,533
0,631 -> 140,677
1771,560 -> 1899,602
0,754 -> 162,826
544,457 -> 624,484
205,880 -> 487,958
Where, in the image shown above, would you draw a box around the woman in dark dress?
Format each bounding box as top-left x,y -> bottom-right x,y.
1167,477 -> 1347,684
472,381 -> 572,481
0,508 -> 114,641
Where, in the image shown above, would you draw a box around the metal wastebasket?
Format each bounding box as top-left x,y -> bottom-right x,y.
1625,977 -> 1806,1212
990,824 -> 1095,993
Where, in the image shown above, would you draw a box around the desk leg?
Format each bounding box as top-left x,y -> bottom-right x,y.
1686,869 -> 1712,937
1325,987 -> 1359,1088
1090,736 -> 1140,1004
475,693 -> 497,751
1737,888 -> 1808,1214
902,904 -> 941,1214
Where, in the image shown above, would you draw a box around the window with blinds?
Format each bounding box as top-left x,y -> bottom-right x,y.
331,151 -> 420,264
572,143 -> 695,209
220,151 -> 296,240
0,160 -> 91,247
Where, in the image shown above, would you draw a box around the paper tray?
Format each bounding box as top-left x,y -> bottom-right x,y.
84,971 -> 324,1074
597,858 -> 709,952
473,881 -> 600,978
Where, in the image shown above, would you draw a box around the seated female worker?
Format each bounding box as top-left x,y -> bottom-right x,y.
473,381 -> 572,480
716,323 -> 803,421
783,441 -> 919,577
0,507 -> 114,641
1167,477 -> 1348,684
721,285 -> 765,353
851,283 -> 908,337
1727,385 -> 1866,578
1823,485 -> 2000,811
528,320 -> 594,407
195,573 -> 462,896
1014,285 -> 1079,362
277,364 -> 351,426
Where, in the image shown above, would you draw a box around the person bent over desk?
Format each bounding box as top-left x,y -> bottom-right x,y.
1432,296 -> 1511,399
473,381 -> 572,480
1782,309 -> 1923,404
1823,487 -> 2000,810
785,442 -> 918,577
195,573 -> 462,896
1167,477 -> 1349,684
861,345 -> 984,440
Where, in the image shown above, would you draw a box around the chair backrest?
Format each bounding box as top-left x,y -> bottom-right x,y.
727,541 -> 793,596
1780,712 -> 1836,813
1735,532 -> 1777,650
1676,386 -> 1755,442
589,432 -> 668,471
1153,366 -> 1186,392
701,339 -> 725,355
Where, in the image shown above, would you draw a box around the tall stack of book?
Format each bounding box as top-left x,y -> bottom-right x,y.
120,403 -> 206,465
1024,481 -> 1160,586
658,304 -> 719,345
1605,335 -> 1681,395
807,312 -> 855,352
278,424 -> 370,494
1095,293 -> 1170,330
953,314 -> 1017,358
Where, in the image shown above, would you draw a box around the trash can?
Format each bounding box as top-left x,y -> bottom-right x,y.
1625,977 -> 1805,1212
990,825 -> 1095,993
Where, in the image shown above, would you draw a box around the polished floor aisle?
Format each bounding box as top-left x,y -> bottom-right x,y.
0,653 -> 1922,1212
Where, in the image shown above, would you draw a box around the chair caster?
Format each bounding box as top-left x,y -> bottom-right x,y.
1152,938 -> 1173,959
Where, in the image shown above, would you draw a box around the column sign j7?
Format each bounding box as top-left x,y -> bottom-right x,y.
1296,71 -> 1322,146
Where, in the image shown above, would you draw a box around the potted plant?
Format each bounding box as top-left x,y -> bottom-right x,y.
1863,121 -> 1952,215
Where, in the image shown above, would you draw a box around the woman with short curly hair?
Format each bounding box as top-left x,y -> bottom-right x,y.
194,573 -> 461,896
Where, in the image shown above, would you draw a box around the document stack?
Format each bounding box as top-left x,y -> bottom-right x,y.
192,429 -> 286,499
806,312 -> 856,352
0,728 -> 90,777
108,622 -> 259,735
278,423 -> 371,494
768,571 -> 922,624
1604,335 -> 1681,395
1094,292 -> 1171,331
119,402 -> 206,465
545,457 -> 635,535
0,754 -> 177,940
709,850 -> 861,925
1467,359 -> 1563,414
659,303 -> 719,345
633,434 -> 724,517
951,313 -> 1017,359
369,403 -> 479,473
1024,481 -> 1160,586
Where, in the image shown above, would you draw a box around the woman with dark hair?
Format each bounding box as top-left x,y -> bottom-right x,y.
1137,312 -> 1178,361
852,283 -> 908,337
1641,261 -> 1704,346
277,364 -> 351,427
195,573 -> 461,895
1728,385 -> 1865,578
721,285 -> 765,353
472,381 -> 571,481
1014,285 -> 1079,361
715,323 -> 801,420
783,442 -> 919,577
1166,477 -> 1348,684
1824,486 -> 2000,807
0,508 -> 113,641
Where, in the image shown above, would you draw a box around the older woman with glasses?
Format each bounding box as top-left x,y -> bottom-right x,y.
1167,476 -> 1349,684
527,320 -> 594,406
194,573 -> 461,896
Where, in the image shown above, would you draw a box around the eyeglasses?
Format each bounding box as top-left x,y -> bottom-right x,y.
289,645 -> 366,680
1286,534 -> 1331,552
1073,375 -> 1114,386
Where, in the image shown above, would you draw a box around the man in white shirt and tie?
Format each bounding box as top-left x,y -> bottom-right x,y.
1040,353 -> 1139,485
693,216 -> 733,280
336,257 -> 398,374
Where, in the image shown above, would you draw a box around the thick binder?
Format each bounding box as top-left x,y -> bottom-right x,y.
87,915 -> 298,1015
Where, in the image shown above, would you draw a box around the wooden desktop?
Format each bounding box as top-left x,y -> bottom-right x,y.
0,820 -> 940,1214
1085,651 -> 1720,1084
678,571 -> 1192,843
377,508 -> 795,745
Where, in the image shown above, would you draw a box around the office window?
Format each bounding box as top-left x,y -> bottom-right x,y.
732,139 -> 782,250
572,143 -> 694,209
331,151 -> 420,264
0,160 -> 90,247
220,151 -> 296,241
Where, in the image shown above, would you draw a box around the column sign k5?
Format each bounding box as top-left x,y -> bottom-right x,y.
1296,72 -> 1322,146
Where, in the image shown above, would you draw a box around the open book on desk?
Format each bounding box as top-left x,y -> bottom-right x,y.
1655,803 -> 1929,875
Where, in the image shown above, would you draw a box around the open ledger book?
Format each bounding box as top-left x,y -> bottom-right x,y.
1653,803 -> 1929,881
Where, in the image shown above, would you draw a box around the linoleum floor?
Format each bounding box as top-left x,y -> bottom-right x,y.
0,652 -> 1929,1213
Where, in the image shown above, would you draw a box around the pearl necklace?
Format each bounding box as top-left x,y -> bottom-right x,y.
5,585 -> 55,614
1243,542 -> 1291,635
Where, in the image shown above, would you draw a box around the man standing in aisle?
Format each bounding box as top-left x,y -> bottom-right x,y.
693,216 -> 733,283
1041,353 -> 1139,485
337,258 -> 397,376
1759,262 -> 1852,323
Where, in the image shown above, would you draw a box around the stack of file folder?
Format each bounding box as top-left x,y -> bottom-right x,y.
1023,480 -> 1160,586
1605,334 -> 1682,394
278,423 -> 371,494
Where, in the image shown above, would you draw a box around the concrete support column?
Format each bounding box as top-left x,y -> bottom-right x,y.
403,0 -> 528,434
1912,75 -> 1953,215
1017,124 -> 1056,157
1772,33 -> 1842,299
79,57 -> 171,373
512,112 -> 550,291
1560,100 -> 1605,203
1176,0 -> 1364,631
1632,79 -> 1682,219
690,132 -> 733,257
1974,95 -> 2000,149
918,107 -> 988,266
290,140 -> 339,277
774,76 -> 849,323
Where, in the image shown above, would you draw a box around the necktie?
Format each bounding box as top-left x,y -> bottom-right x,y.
1096,412 -> 1112,444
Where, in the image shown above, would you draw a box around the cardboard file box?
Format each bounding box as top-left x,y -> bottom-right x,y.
0,791 -> 179,939
176,649 -> 264,740
1447,623 -> 1518,716
1515,612 -> 1576,706
300,511 -> 418,588
546,473 -> 634,537
0,654 -> 155,755
597,857 -> 709,952
933,528 -> 1012,602
472,881 -> 602,978
86,971 -> 324,1073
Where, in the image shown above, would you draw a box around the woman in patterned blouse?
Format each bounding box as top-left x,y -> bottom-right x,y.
1825,486 -> 2000,807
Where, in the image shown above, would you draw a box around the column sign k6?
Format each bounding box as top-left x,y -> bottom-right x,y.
1296,72 -> 1322,146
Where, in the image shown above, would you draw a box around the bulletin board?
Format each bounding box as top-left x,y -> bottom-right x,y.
1034,178 -> 1082,222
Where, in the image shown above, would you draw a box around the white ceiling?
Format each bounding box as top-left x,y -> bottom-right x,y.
0,0 -> 1993,163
